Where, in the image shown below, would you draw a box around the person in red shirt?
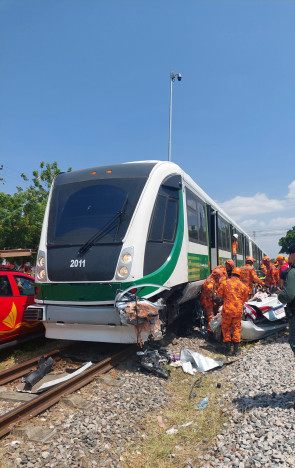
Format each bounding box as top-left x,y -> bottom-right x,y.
276,255 -> 289,274
276,255 -> 289,288
217,267 -> 248,356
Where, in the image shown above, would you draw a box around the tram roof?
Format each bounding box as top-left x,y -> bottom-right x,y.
53,160 -> 265,253
54,162 -> 158,185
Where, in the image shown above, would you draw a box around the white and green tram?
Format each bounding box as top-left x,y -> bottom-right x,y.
26,161 -> 265,343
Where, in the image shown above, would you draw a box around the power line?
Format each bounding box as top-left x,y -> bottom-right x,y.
247,230 -> 289,238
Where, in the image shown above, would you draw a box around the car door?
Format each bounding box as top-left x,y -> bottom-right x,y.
0,273 -> 20,342
10,274 -> 43,336
0,273 -> 41,343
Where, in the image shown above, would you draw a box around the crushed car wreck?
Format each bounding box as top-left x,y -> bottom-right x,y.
208,290 -> 287,342
241,290 -> 287,341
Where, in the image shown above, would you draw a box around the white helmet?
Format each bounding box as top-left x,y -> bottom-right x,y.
233,233 -> 238,239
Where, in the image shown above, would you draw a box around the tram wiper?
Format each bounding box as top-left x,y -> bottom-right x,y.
78,195 -> 128,255
113,195 -> 128,241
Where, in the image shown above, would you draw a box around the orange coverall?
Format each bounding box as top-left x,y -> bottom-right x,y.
200,274 -> 225,331
232,239 -> 238,256
265,263 -> 279,287
240,264 -> 264,297
217,276 -> 248,343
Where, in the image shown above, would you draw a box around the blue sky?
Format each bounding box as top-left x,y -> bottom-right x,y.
1,0 -> 294,257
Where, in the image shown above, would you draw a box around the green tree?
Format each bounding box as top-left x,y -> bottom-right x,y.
0,161 -> 71,251
279,226 -> 295,254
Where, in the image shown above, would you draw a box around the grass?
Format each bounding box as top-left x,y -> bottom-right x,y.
122,365 -> 227,468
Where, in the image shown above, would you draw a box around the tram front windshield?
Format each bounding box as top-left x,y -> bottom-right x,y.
47,178 -> 147,245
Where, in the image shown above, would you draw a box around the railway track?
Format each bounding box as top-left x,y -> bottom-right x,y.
0,345 -> 135,439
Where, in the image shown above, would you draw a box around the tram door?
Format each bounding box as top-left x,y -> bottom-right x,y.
206,205 -> 218,271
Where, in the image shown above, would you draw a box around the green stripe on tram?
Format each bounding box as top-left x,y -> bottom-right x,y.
187,253 -> 209,281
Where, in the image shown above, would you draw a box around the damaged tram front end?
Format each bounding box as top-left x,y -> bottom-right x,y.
26,161 -> 189,345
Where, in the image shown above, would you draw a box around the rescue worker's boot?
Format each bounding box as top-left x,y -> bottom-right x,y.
233,342 -> 241,356
207,330 -> 214,342
224,342 -> 231,355
228,341 -> 234,356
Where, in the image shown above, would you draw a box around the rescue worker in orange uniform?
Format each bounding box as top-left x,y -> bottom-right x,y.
216,267 -> 248,356
200,267 -> 225,333
232,234 -> 238,266
218,259 -> 235,280
240,256 -> 264,298
263,256 -> 279,288
260,260 -> 267,276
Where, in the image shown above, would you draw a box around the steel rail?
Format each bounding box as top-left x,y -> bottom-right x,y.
0,350 -> 62,386
0,345 -> 135,438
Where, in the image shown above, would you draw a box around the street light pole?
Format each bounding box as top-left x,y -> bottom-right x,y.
168,71 -> 182,162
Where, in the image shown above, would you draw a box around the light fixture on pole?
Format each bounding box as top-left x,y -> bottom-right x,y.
168,71 -> 182,162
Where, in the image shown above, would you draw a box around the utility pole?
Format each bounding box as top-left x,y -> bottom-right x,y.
253,231 -> 256,240
168,71 -> 182,162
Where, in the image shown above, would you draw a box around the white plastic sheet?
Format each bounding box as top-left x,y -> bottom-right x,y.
179,348 -> 223,374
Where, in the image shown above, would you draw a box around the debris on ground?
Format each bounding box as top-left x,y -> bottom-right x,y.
138,348 -> 170,379
17,361 -> 92,393
166,426 -> 178,435
22,355 -> 56,391
195,396 -> 209,410
179,348 -> 223,374
188,375 -> 204,400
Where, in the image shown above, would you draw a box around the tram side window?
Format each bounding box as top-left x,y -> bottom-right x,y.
186,189 -> 207,245
245,238 -> 250,257
144,184 -> 179,275
252,244 -> 259,268
218,217 -> 231,251
148,188 -> 179,242
149,196 -> 166,241
237,233 -> 243,255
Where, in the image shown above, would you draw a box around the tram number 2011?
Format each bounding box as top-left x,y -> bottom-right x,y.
70,259 -> 86,268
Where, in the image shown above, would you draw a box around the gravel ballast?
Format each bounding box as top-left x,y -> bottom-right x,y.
0,333 -> 295,467
200,334 -> 295,468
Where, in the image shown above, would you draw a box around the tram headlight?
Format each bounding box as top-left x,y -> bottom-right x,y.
118,266 -> 129,277
121,253 -> 132,264
38,269 -> 46,280
38,257 -> 45,267
115,247 -> 133,280
36,251 -> 47,282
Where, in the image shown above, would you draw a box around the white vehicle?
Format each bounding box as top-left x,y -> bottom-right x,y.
25,161 -> 266,344
242,291 -> 287,340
